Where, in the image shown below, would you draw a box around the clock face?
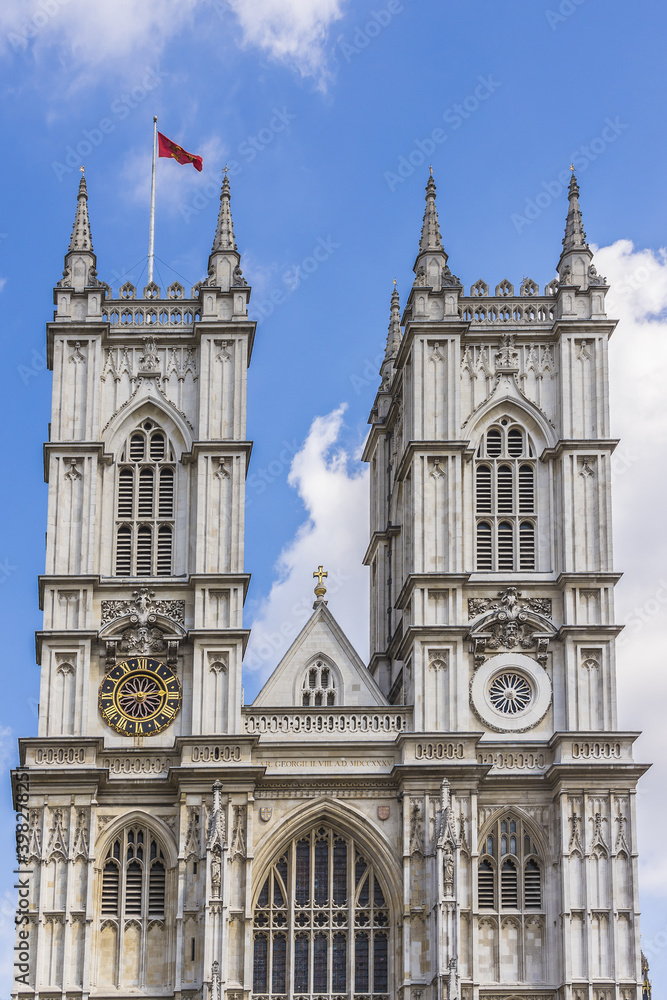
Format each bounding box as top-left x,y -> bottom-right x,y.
99,657 -> 182,736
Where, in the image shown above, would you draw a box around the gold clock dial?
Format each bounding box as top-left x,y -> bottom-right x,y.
99,657 -> 182,736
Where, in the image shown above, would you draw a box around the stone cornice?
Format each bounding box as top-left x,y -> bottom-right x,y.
395,440 -> 469,483
180,441 -> 253,464
43,441 -> 113,482
394,573 -> 470,611
541,439 -> 619,461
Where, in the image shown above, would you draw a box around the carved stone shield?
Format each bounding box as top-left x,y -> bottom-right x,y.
377,805 -> 390,821
259,806 -> 273,823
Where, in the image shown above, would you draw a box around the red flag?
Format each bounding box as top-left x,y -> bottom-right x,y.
157,131 -> 203,172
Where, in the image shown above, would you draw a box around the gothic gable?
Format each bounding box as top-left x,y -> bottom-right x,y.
252,603 -> 387,708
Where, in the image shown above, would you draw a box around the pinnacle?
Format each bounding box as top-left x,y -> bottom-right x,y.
68,173 -> 94,253
211,171 -> 237,253
561,169 -> 588,254
380,282 -> 402,380
419,171 -> 444,254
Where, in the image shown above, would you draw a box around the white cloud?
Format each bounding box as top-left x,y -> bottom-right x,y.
1,0 -> 346,87
0,0 -> 199,68
227,0 -> 346,86
244,404 -> 369,696
593,239 -> 667,895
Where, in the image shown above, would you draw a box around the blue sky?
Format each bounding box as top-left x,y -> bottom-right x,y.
0,0 -> 666,988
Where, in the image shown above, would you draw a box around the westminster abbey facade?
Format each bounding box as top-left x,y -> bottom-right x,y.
12,166 -> 649,1000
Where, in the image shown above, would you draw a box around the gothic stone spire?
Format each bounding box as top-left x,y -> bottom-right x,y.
413,170 -> 460,292
206,170 -> 246,291
558,169 -> 594,285
69,172 -> 94,253
419,170 -> 444,255
211,171 -> 237,253
379,282 -> 402,388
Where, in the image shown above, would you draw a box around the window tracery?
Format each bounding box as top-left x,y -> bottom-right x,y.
253,825 -> 390,1000
98,823 -> 171,989
476,814 -> 545,983
301,660 -> 337,707
475,421 -> 536,571
114,420 -> 175,577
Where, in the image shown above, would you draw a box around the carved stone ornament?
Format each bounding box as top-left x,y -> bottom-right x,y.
101,587 -> 185,629
184,807 -> 201,861
467,587 -> 554,667
206,780 -> 226,852
46,808 -> 69,861
118,625 -> 166,656
409,799 -> 424,855
259,806 -> 273,823
495,332 -> 520,372
377,805 -> 390,821
230,805 -> 246,859
72,809 -> 89,861
210,847 -> 222,898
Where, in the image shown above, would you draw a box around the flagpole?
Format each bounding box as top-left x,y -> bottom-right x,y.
147,115 -> 158,285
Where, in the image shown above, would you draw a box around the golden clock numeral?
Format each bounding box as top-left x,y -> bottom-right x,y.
115,716 -> 128,731
162,705 -> 176,719
135,722 -> 145,734
138,658 -> 148,669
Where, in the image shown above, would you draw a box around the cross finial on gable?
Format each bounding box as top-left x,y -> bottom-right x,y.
313,565 -> 328,600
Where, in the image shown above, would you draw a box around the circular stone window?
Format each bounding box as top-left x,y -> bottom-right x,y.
471,652 -> 552,733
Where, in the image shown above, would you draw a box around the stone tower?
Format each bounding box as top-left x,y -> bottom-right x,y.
14,170 -> 256,993
363,170 -> 647,995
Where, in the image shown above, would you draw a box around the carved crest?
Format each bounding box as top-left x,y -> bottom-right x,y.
377,805 -> 390,821
259,806 -> 273,823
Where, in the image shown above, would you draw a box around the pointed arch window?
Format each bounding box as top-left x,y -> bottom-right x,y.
475,421 -> 537,571
98,823 -> 171,990
301,660 -> 337,707
253,825 -> 390,1000
114,420 -> 176,576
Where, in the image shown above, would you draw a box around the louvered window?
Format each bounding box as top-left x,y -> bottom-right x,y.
478,860 -> 495,908
524,859 -> 541,908
99,827 -> 170,988
474,421 -> 537,571
114,420 -> 176,576
519,521 -> 535,570
101,859 -> 120,915
478,814 -> 544,971
253,825 -> 390,1000
501,860 -> 518,908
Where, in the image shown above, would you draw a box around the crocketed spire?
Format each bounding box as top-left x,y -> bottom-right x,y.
211,171 -> 237,252
561,170 -> 588,256
379,282 -> 402,387
68,173 -> 93,252
419,170 -> 444,253
384,281 -> 402,363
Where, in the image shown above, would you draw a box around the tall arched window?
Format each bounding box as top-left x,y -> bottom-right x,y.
301,660 -> 337,707
476,814 -> 545,983
253,825 -> 390,1000
475,421 -> 536,571
114,420 -> 176,577
98,823 -> 171,990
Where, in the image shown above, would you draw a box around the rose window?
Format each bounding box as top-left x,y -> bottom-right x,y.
488,672 -> 533,714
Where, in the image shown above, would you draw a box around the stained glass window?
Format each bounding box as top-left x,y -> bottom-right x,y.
253,825 -> 390,1000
